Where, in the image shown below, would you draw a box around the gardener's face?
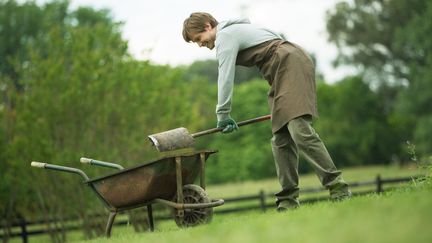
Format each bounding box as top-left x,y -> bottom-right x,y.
190,23 -> 216,50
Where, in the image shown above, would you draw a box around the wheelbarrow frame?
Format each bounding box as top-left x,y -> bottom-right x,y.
31,150 -> 223,237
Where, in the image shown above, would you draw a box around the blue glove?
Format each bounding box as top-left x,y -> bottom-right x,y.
217,117 -> 239,133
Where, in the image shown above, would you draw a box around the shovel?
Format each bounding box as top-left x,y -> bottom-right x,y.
148,115 -> 271,152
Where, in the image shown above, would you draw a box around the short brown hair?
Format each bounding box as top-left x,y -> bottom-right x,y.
182,12 -> 218,42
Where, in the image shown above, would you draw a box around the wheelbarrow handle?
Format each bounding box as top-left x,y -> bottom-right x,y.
192,114 -> 271,138
31,161 -> 89,181
80,157 -> 124,170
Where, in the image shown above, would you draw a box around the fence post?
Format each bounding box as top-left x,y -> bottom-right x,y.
376,174 -> 383,193
0,219 -> 12,243
19,217 -> 28,243
259,190 -> 266,212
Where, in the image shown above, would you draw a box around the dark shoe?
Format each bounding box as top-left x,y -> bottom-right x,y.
276,200 -> 299,212
331,190 -> 352,201
328,182 -> 351,201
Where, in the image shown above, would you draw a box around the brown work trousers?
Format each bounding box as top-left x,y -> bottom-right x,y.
272,115 -> 349,206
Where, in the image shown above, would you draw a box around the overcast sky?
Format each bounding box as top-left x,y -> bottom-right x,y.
64,0 -> 354,83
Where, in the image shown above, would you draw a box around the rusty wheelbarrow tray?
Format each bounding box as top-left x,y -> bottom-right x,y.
31,149 -> 224,237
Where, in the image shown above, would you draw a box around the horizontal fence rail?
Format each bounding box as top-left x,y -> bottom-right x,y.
0,174 -> 423,242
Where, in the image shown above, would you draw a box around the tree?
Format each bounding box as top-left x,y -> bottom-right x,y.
182,59 -> 262,84
326,0 -> 432,156
0,2 -> 220,233
326,0 -> 427,83
1,1 -> 136,238
203,79 -> 274,183
315,76 -> 400,166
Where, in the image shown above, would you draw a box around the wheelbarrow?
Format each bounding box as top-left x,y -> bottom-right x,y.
31,149 -> 224,237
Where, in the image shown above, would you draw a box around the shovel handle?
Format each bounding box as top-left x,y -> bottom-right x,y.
192,114 -> 271,138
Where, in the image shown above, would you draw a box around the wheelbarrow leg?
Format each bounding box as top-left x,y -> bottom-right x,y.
175,157 -> 185,218
105,211 -> 117,238
147,205 -> 154,232
200,153 -> 206,189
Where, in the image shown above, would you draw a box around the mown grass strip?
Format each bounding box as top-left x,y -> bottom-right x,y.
74,179 -> 432,243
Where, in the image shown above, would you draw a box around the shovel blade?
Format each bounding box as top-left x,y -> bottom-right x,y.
148,127 -> 195,152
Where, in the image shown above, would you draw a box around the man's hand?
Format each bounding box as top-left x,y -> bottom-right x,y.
217,117 -> 239,133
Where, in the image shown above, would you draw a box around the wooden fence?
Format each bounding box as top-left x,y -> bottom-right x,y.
0,174 -> 422,243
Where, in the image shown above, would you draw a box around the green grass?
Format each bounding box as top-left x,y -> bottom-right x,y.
206,163 -> 422,199
11,164 -> 426,243
73,179 -> 432,243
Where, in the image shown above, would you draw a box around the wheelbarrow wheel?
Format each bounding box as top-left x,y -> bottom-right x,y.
173,184 -> 213,227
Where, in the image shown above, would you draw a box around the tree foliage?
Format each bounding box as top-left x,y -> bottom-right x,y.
315,76 -> 401,166
182,59 -> 262,84
326,0 -> 428,83
202,80 -> 274,183
326,0 -> 432,156
0,0 -> 213,234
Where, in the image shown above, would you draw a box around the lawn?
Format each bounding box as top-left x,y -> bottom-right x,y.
12,163 -> 427,243
206,163 -> 423,199
74,176 -> 432,243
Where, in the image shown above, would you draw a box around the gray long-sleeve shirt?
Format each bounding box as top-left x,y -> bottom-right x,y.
215,18 -> 282,121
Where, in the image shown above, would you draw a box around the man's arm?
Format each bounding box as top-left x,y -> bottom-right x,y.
215,32 -> 239,121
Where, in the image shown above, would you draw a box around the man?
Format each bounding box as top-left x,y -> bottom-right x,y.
182,12 -> 351,211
